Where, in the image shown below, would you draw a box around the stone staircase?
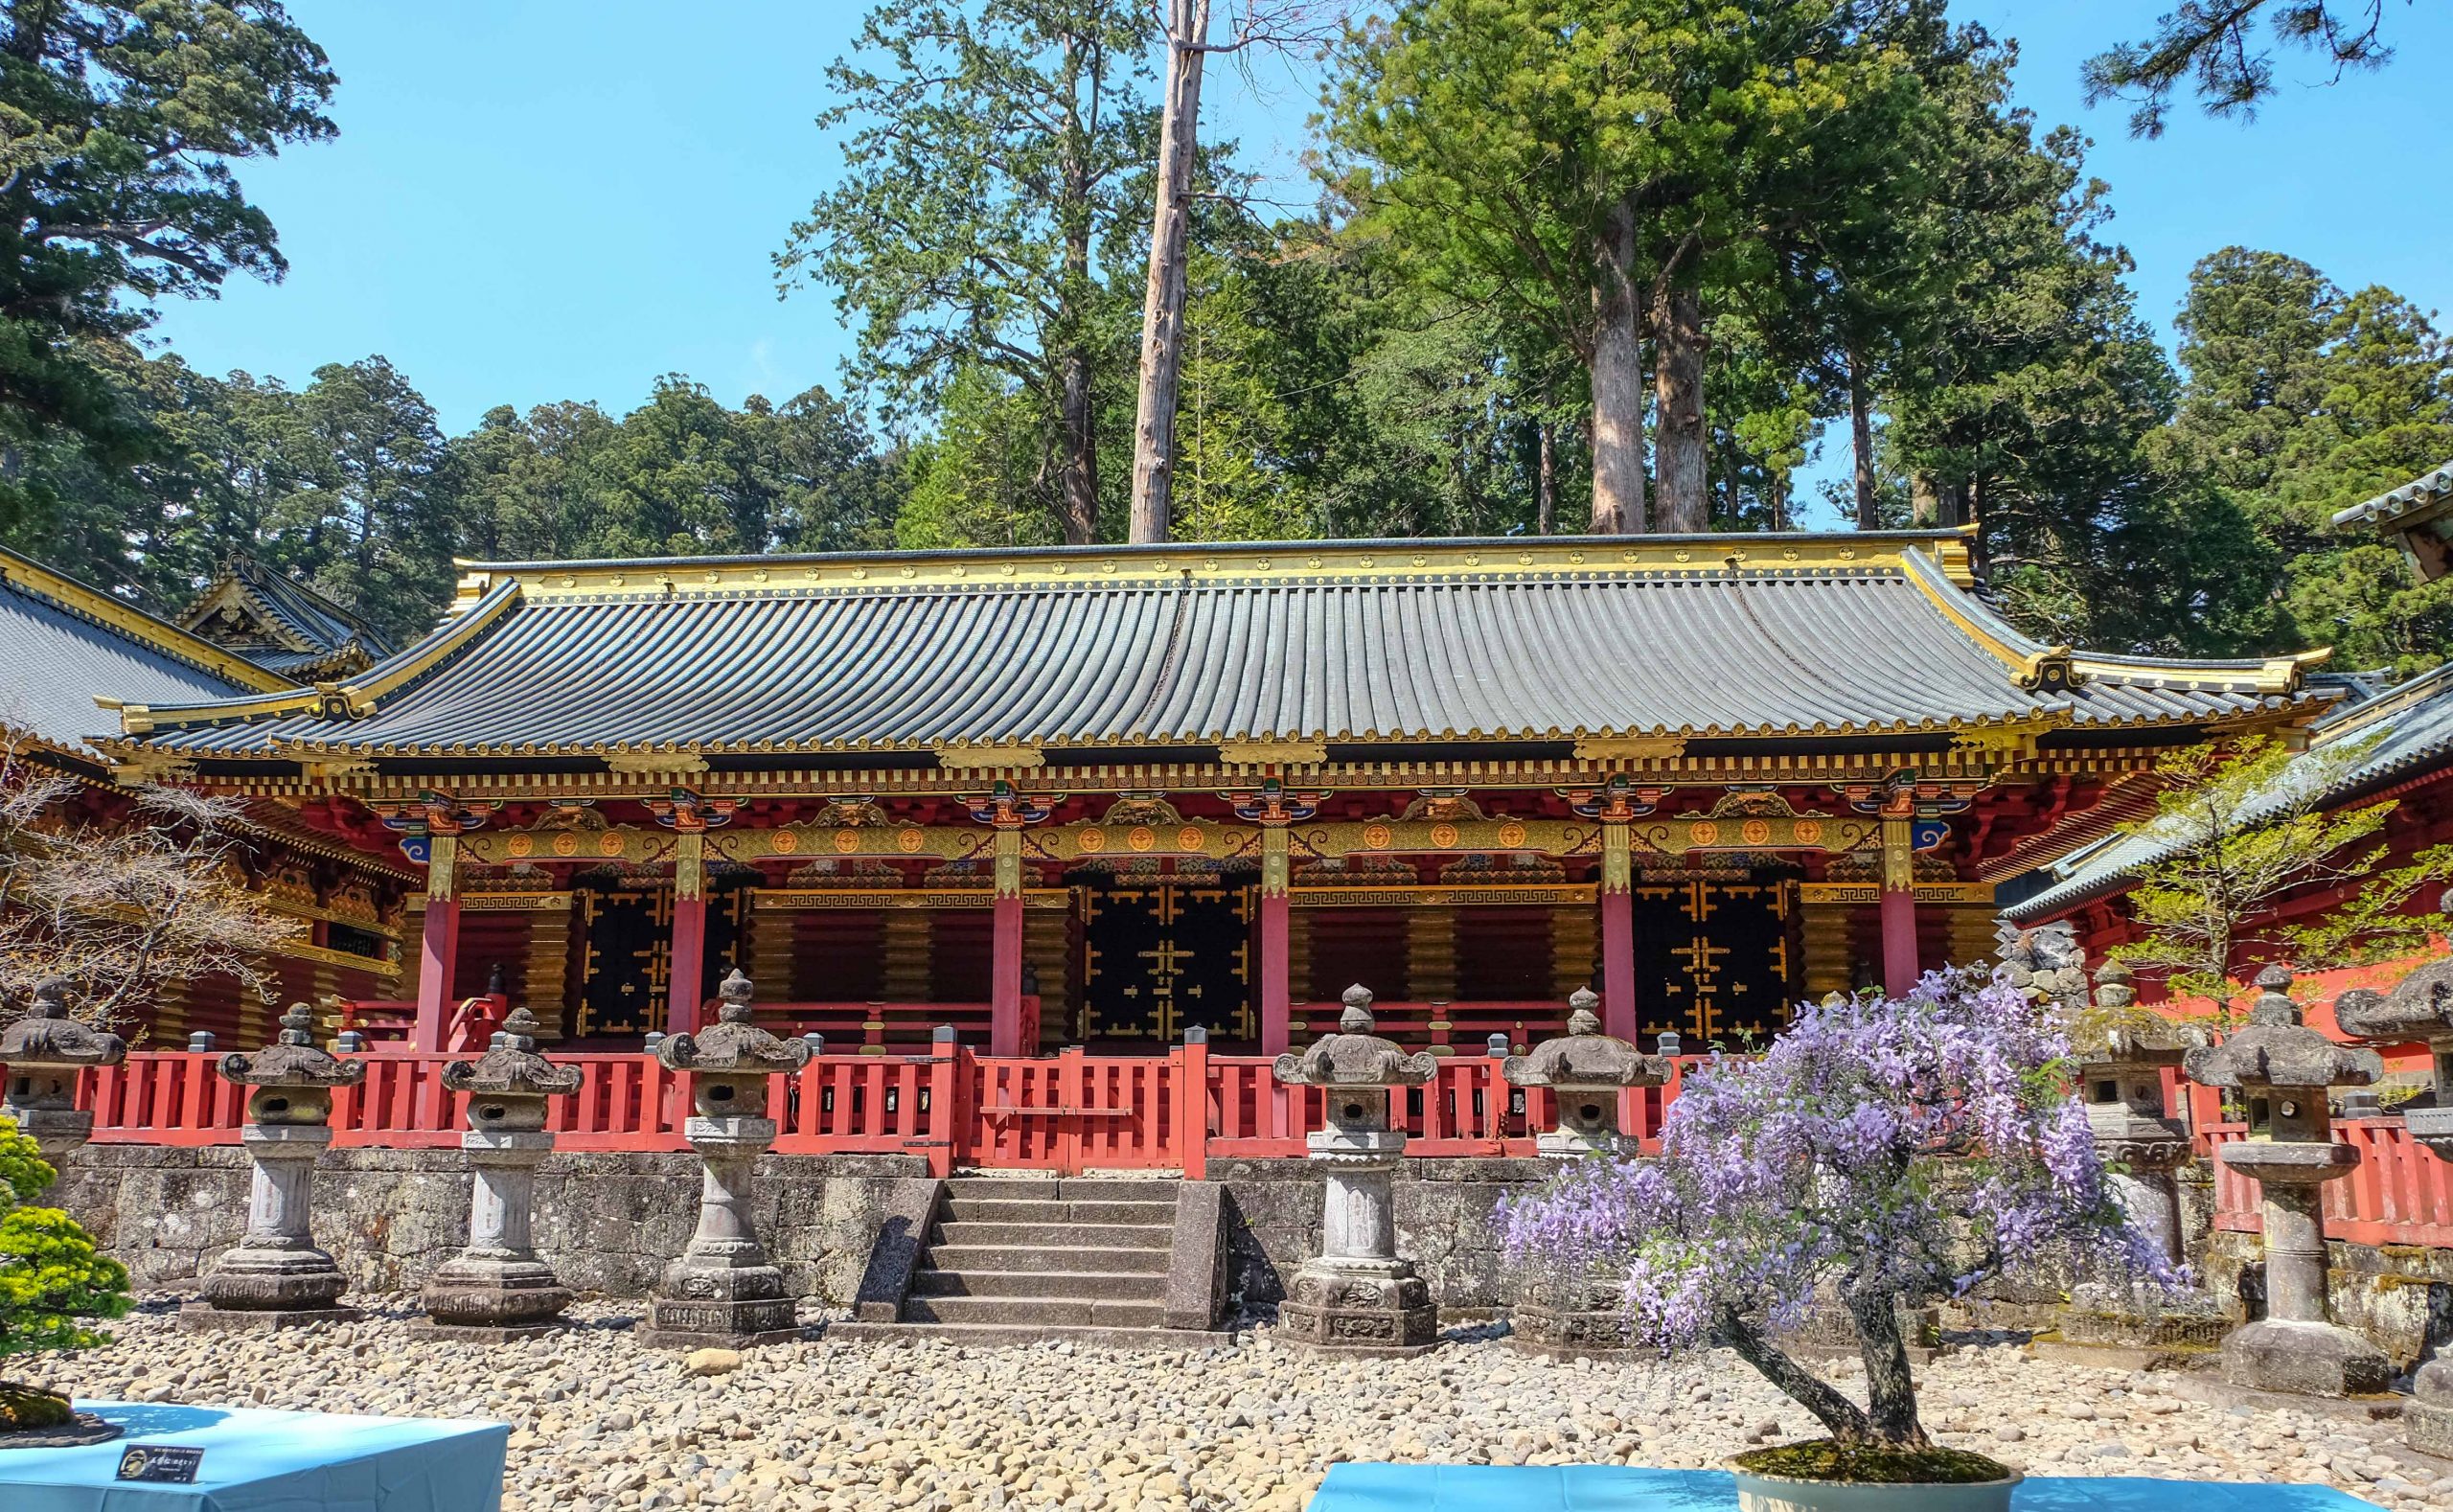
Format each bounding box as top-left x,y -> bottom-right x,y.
832,1175 -> 1232,1350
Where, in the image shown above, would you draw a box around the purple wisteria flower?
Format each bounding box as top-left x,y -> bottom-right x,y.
1500,968 -> 2178,1451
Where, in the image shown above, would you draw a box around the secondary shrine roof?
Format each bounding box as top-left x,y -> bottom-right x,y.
175,555 -> 394,680
0,548 -> 291,760
2004,659 -> 2453,922
101,531 -> 2328,765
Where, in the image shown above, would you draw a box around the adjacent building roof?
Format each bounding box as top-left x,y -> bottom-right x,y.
176,556 -> 393,680
98,532 -> 2330,767
2335,460 -> 2453,532
0,547 -> 293,760
2003,659 -> 2453,923
2334,460 -> 2453,584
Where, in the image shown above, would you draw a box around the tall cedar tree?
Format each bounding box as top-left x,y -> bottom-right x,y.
1322,0 -> 1935,535
0,3 -> 333,593
781,0 -> 1153,544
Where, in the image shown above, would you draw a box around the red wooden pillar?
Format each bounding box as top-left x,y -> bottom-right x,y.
1880,815 -> 1918,997
413,832 -> 462,1052
666,830 -> 706,1036
990,828 -> 1026,1056
1599,820 -> 1639,1041
1260,822 -> 1292,1056
991,893 -> 1025,1056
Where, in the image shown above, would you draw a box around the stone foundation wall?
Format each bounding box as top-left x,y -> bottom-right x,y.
56,1146 -> 1559,1318
52,1144 -> 927,1306
1211,1156 -> 1549,1317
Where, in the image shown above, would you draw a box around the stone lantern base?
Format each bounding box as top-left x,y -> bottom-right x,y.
638,1294 -> 803,1351
1507,1271 -> 1636,1359
420,1257 -> 573,1341
1277,1258 -> 1437,1356
181,1238 -> 362,1332
638,1249 -> 804,1350
2408,1358 -> 2453,1458
2221,1317 -> 2393,1398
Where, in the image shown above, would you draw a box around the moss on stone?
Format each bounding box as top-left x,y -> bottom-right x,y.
1731,1440 -> 2012,1485
0,1384 -> 74,1431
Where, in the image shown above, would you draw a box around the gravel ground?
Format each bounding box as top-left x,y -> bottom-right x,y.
24,1298 -> 2453,1511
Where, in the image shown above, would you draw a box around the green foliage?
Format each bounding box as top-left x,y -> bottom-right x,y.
779,0 -> 1155,541
2084,3 -> 2406,138
2110,737 -> 2453,1020
2158,248 -> 2453,676
0,1115 -> 129,1364
0,3 -> 334,557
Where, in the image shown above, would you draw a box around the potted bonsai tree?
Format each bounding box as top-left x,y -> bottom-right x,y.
0,1114 -> 129,1444
1501,971 -> 2172,1511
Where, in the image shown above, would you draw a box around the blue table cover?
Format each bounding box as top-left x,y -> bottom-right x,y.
0,1402 -> 508,1512
1308,1464 -> 2386,1511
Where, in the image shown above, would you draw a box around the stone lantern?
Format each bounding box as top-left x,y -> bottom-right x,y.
1271,984 -> 1440,1354
1499,987 -> 1668,1355
639,969 -> 812,1350
183,1002 -> 369,1331
2072,962 -> 2196,1268
0,978 -> 126,1158
1503,988 -> 1670,1159
2182,965 -> 2389,1396
421,1006 -> 585,1338
2343,960 -> 2453,1454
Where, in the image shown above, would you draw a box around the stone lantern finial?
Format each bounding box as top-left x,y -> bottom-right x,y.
1565,987 -> 1602,1037
1339,983 -> 1375,1033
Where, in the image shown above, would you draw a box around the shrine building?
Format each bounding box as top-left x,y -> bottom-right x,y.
92,528 -> 2334,1058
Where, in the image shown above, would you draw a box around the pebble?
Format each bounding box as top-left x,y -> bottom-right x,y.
24,1299 -> 2449,1512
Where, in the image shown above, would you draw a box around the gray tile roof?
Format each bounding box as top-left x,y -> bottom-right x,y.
0,555 -> 268,757
2334,459 -> 2453,528
2004,660 -> 2453,922
113,534 -> 2323,761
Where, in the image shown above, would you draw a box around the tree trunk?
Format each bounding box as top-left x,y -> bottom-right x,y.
1127,0 -> 1210,545
1717,1309 -> 1878,1445
1535,418 -> 1557,535
1058,344 -> 1098,544
1588,199 -> 1646,534
1847,1287 -> 1932,1449
1911,472 -> 1937,528
1848,345 -> 1878,531
1651,280 -> 1707,533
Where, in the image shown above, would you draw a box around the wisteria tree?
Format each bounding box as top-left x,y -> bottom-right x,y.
1502,972 -> 2170,1473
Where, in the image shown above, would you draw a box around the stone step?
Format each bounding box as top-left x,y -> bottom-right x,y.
901,1294 -> 1168,1329
827,1320 -> 1233,1353
942,1176 -> 1062,1199
932,1220 -> 1173,1250
939,1196 -> 1178,1225
925,1244 -> 1171,1275
909,1268 -> 1166,1301
1053,1178 -> 1181,1201
941,1176 -> 1180,1202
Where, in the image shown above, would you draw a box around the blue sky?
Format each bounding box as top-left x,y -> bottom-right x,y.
149,1 -> 2453,503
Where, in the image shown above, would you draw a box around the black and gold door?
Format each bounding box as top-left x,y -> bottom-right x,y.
1631,875 -> 1797,1045
574,883 -> 748,1038
1081,882 -> 1251,1043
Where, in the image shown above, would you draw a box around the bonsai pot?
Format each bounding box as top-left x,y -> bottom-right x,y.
1730,1444 -> 2020,1512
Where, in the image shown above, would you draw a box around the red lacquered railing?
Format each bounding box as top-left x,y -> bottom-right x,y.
2205,1118 -> 2453,1249
741,998 -> 1034,1053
